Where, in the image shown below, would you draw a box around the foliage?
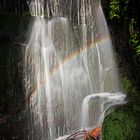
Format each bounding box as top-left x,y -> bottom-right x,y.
107,4 -> 140,139
103,76 -> 140,140
122,76 -> 138,96
109,0 -> 120,19
103,110 -> 137,140
109,0 -> 140,56
129,19 -> 140,56
109,0 -> 130,20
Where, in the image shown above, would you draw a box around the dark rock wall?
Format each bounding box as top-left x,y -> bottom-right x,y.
0,15 -> 28,140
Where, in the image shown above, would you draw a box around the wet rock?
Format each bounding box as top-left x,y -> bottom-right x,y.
0,115 -> 7,125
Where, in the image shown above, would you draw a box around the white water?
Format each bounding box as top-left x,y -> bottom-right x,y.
81,92 -> 126,129
25,0 -> 126,140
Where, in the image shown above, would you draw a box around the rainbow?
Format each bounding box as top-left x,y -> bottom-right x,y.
50,34 -> 110,75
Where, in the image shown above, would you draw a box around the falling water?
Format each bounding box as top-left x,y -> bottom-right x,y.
25,0 -> 126,140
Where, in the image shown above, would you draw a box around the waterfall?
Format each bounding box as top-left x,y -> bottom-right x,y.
24,0 -> 126,140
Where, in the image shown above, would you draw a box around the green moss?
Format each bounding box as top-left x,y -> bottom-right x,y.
103,110 -> 137,140
102,76 -> 140,140
122,77 -> 138,96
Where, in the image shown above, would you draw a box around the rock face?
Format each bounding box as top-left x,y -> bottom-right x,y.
0,48 -> 24,140
0,44 -> 25,140
0,15 -> 28,140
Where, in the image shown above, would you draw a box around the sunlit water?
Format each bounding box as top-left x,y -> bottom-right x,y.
25,0 -> 126,140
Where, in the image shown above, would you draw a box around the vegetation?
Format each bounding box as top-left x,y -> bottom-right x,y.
129,19 -> 140,56
103,76 -> 140,140
109,0 -> 120,19
102,0 -> 140,139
